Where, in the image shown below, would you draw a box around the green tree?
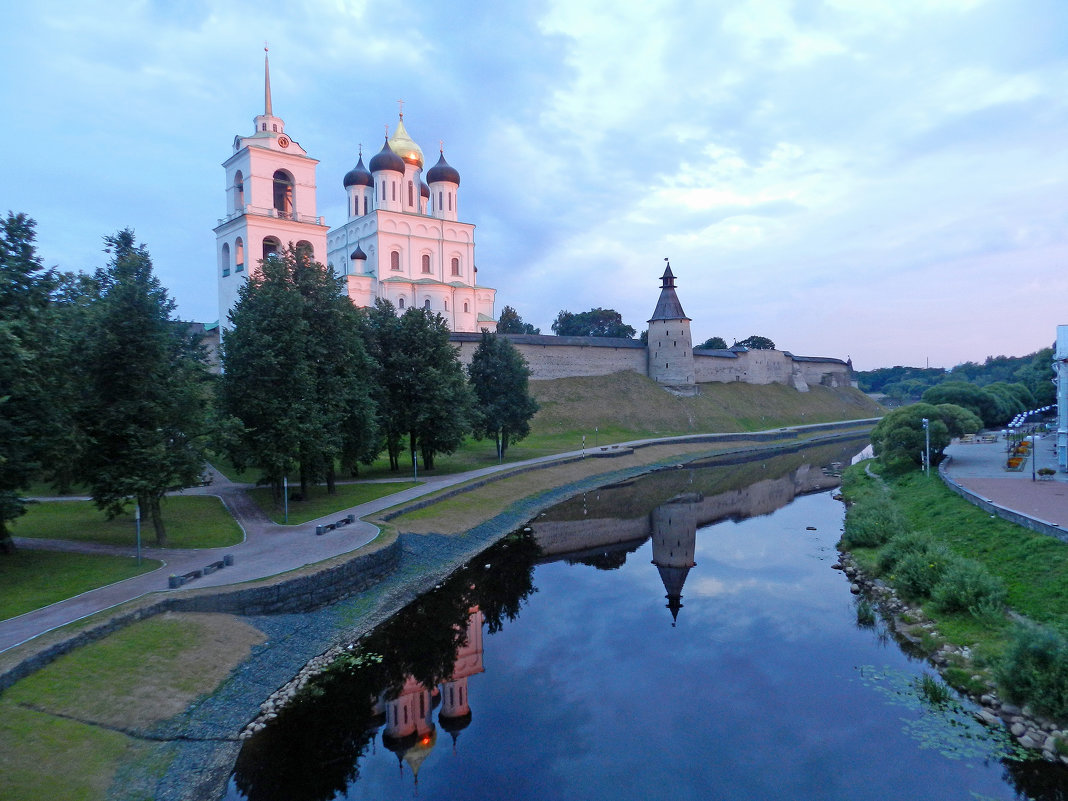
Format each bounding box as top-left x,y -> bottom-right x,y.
871,402 -> 982,472
468,331 -> 539,459
736,335 -> 775,350
0,213 -> 55,552
921,381 -> 1003,427
81,230 -> 212,546
496,305 -> 540,335
551,307 -> 636,338
698,336 -> 727,350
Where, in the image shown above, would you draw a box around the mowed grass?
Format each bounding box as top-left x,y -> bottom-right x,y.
248,481 -> 420,524
0,549 -> 161,621
887,470 -> 1068,629
13,495 -> 242,549
0,612 -> 265,800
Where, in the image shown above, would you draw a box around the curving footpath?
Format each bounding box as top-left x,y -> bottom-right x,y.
0,421 -> 879,656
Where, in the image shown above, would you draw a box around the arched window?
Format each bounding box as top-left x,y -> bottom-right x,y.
424,298 -> 430,310
398,297 -> 405,309
408,181 -> 414,207
220,243 -> 231,277
363,195 -> 368,216
235,237 -> 244,272
451,257 -> 460,276
391,182 -> 396,201
422,254 -> 431,273
448,192 -> 453,211
444,300 -> 448,311
262,236 -> 281,261
464,301 -> 469,313
380,181 -> 386,201
438,191 -> 443,211
233,171 -> 244,212
390,251 -> 401,271
295,240 -> 313,262
272,170 -> 294,218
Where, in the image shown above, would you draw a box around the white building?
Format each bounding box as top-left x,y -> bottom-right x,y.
1055,325 -> 1068,471
215,54 -> 496,331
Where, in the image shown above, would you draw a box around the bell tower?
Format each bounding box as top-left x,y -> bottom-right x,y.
214,49 -> 328,328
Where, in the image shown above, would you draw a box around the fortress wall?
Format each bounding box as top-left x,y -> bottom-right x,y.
796,360 -> 852,388
452,338 -> 647,380
694,350 -> 793,385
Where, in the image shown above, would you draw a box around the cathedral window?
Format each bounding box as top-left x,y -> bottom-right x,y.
233,171 -> 244,212
451,257 -> 460,276
390,251 -> 401,271
295,240 -> 313,262
261,123 -> 266,131
220,243 -> 230,277
438,191 -> 443,210
272,124 -> 277,132
363,195 -> 368,215
262,236 -> 281,261
235,238 -> 244,271
422,254 -> 431,273
391,182 -> 396,201
464,302 -> 469,313
408,181 -> 414,207
272,170 -> 294,218
444,300 -> 448,311
448,192 -> 453,211
398,297 -> 405,309
380,181 -> 385,201
424,299 -> 430,309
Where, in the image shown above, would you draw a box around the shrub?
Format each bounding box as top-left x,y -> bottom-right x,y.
930,558 -> 1007,616
892,544 -> 956,600
855,598 -> 876,628
842,499 -> 908,549
876,529 -> 937,574
996,623 -> 1068,719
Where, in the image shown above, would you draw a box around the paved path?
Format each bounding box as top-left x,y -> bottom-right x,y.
0,422 -> 876,655
942,432 -> 1068,527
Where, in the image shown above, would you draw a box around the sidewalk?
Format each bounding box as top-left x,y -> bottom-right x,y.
942,433 -> 1068,529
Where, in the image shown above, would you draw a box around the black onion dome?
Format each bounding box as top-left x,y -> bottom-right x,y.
343,154 -> 373,188
420,180 -> 430,199
369,137 -> 405,174
349,245 -> 367,261
427,151 -> 460,185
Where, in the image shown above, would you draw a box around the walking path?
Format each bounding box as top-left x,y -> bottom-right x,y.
942,432 -> 1068,528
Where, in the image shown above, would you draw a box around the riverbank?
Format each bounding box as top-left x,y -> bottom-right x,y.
838,461 -> 1068,764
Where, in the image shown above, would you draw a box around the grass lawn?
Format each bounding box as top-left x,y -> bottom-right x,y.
0,612 -> 264,800
248,481 -> 420,524
13,495 -> 243,549
0,550 -> 161,621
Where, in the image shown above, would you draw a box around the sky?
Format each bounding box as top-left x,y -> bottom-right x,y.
2,0 -> 1066,371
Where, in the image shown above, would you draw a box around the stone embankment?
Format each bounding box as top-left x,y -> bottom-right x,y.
834,550 -> 1068,764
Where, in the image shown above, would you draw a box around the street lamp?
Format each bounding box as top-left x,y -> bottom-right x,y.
921,418 -> 930,475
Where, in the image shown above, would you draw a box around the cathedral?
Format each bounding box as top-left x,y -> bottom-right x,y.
215,53 -> 497,331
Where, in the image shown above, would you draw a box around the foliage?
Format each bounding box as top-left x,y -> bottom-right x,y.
996,622 -> 1068,719
930,557 -> 1007,615
842,495 -> 908,548
79,230 -> 213,546
698,335 -> 727,350
496,304 -> 540,335
922,381 -> 1029,428
870,402 -> 981,471
855,597 -> 876,627
735,334 -> 775,350
467,331 -> 540,459
876,529 -> 937,573
551,307 -> 636,338
892,543 -> 956,600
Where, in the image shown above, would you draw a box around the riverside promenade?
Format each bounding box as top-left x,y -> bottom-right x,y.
941,431 -> 1068,533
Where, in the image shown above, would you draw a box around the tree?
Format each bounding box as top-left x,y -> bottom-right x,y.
496,305 -> 540,335
0,213 -> 56,552
698,336 -> 727,350
468,331 -> 539,459
921,382 -> 1004,427
81,230 -> 213,546
736,335 -> 775,350
551,307 -> 636,338
871,402 -> 982,472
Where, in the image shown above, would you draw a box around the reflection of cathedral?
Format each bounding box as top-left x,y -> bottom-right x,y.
374,607 -> 485,784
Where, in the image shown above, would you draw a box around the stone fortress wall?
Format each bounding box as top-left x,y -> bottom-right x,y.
449,332 -> 853,391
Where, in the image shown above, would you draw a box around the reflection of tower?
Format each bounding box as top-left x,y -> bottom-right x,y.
439,607 -> 485,750
382,675 -> 438,781
650,494 -> 699,624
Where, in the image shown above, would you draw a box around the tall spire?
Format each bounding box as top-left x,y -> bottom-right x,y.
264,44 -> 273,117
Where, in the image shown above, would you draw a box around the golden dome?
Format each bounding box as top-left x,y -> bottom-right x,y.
388,115 -> 424,169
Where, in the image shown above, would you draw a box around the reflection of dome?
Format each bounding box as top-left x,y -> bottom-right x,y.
382,729 -> 418,757
342,153 -> 373,187
427,151 -> 460,185
388,115 -> 424,168
438,710 -> 472,734
369,137 -> 404,174
402,726 -> 437,779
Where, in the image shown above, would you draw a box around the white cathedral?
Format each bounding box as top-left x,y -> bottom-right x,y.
214,53 -> 497,331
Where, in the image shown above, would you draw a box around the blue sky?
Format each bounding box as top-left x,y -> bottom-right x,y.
2,0 -> 1066,370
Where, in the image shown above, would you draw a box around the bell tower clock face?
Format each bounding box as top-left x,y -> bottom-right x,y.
278,135 -> 290,148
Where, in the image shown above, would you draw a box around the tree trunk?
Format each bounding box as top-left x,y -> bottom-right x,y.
0,519 -> 15,554
143,493 -> 167,548
501,427 -> 508,460
326,462 -> 336,495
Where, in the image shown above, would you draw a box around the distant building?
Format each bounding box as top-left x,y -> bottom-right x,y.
1055,325 -> 1068,471
215,53 -> 496,331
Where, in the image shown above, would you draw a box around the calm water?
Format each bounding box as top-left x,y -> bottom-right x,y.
227,440 -> 1068,801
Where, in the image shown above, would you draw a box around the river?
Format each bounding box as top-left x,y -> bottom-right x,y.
224,438 -> 1068,800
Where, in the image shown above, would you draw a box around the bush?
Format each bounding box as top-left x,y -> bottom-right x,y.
876,529 -> 937,574
930,558 -> 1007,615
892,544 -> 956,600
996,623 -> 1068,719
842,499 -> 908,549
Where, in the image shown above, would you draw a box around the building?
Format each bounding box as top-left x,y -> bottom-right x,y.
215,53 -> 496,331
1055,325 -> 1068,471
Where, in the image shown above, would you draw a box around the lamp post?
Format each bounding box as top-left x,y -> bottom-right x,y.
921,418 -> 930,476
134,501 -> 142,566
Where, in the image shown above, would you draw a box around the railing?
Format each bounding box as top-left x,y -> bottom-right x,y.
216,206 -> 325,226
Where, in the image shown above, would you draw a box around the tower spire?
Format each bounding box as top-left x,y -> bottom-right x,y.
264,43 -> 273,117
